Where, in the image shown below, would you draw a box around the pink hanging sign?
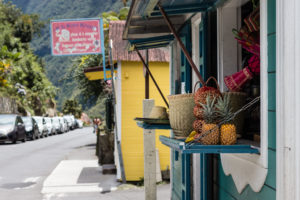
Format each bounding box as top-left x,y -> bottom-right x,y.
50,19 -> 104,56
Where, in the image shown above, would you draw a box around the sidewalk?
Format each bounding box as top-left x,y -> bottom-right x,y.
42,142 -> 170,200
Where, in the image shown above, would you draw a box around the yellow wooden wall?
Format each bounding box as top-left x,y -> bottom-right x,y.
121,61 -> 170,181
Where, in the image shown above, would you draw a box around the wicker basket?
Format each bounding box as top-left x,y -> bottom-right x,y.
168,94 -> 195,137
223,92 -> 247,136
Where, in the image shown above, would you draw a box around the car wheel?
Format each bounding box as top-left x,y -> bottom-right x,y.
12,134 -> 17,144
31,132 -> 35,140
36,131 -> 40,139
32,129 -> 37,140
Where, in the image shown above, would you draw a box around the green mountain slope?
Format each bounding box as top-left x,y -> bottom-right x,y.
6,0 -> 124,110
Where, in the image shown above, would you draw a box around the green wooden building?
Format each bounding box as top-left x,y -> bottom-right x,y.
123,0 -> 299,199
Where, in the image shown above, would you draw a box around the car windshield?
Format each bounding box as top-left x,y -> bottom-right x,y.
0,115 -> 15,125
34,117 -> 42,124
22,117 -> 32,126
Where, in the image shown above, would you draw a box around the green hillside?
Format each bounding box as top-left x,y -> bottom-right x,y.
6,0 -> 125,111
0,1 -> 57,115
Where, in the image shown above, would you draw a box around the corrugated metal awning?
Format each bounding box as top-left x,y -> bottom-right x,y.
123,0 -> 223,49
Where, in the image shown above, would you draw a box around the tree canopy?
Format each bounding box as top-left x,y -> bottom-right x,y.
0,0 -> 56,115
62,99 -> 82,118
63,7 -> 129,117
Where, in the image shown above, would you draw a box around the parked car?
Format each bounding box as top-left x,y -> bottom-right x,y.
76,119 -> 83,128
33,116 -> 48,138
69,115 -> 76,129
21,116 -> 39,140
0,114 -> 26,143
52,117 -> 63,134
44,117 -> 55,136
58,117 -> 68,133
64,116 -> 73,130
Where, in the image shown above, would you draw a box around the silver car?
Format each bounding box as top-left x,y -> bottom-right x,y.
64,116 -> 73,130
52,117 -> 63,134
69,115 -> 76,129
0,114 -> 26,143
21,116 -> 39,140
44,117 -> 55,136
58,117 -> 68,133
76,119 -> 83,128
32,116 -> 48,138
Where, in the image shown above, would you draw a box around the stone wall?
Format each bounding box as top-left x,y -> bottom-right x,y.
0,97 -> 18,114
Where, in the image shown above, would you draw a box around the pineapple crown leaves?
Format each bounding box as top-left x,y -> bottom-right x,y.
215,95 -> 233,122
199,94 -> 218,124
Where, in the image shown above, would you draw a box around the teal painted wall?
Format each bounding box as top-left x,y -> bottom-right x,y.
170,22 -> 193,200
216,0 -> 277,199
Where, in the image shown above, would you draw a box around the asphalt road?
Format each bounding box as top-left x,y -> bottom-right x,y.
0,127 -> 96,200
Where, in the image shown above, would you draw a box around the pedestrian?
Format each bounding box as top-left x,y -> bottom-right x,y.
93,118 -> 97,133
95,118 -> 101,135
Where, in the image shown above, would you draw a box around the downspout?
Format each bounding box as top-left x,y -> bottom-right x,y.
145,49 -> 150,99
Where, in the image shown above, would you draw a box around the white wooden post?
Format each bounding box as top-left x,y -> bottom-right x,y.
277,0 -> 300,199
143,99 -> 156,200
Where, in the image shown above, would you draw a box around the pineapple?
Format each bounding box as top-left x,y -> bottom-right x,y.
216,95 -> 237,145
193,105 -> 204,119
193,119 -> 204,133
198,95 -> 219,145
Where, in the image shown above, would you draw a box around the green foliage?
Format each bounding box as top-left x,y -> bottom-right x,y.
0,0 -> 57,115
7,0 -> 127,112
73,56 -> 106,101
6,0 -> 131,118
85,95 -> 106,118
14,14 -> 45,42
62,99 -> 82,118
61,8 -> 128,116
118,7 -> 129,20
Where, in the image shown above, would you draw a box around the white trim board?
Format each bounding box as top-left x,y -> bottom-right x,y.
191,13 -> 202,200
114,61 -> 122,180
276,0 -> 300,199
218,0 -> 268,193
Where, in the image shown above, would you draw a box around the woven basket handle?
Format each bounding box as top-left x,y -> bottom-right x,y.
205,76 -> 220,91
193,81 -> 203,93
193,76 -> 220,93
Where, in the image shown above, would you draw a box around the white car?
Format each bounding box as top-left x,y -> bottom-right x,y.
32,116 -> 48,138
58,117 -> 68,133
76,119 -> 83,128
63,116 -> 73,130
52,117 -> 63,134
44,117 -> 55,136
69,115 -> 76,129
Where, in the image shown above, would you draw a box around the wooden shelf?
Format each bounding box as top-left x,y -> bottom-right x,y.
159,135 -> 260,154
136,121 -> 171,130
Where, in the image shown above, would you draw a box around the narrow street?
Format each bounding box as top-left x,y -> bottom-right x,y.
0,127 -> 99,200
0,127 -> 171,200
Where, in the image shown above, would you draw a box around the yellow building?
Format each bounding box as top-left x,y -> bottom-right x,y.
109,21 -> 170,181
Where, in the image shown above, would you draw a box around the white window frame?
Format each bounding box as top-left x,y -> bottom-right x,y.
217,0 -> 268,193
191,13 -> 202,200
